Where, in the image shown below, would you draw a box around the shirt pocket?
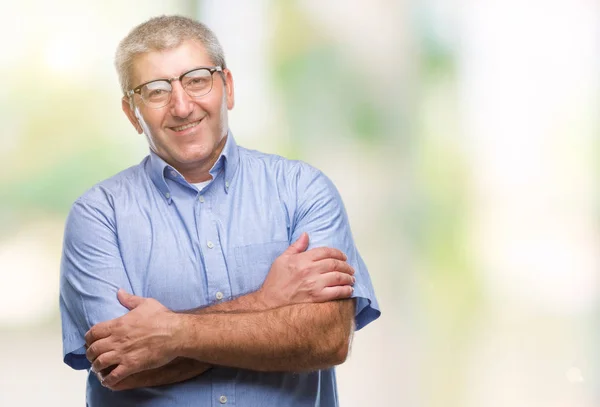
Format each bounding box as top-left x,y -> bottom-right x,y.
231,240 -> 289,295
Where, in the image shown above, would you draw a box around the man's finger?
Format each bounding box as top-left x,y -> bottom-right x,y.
117,289 -> 145,310
101,364 -> 131,389
319,285 -> 354,301
313,258 -> 355,275
96,365 -> 116,383
306,247 -> 347,262
320,271 -> 355,288
282,232 -> 309,255
86,337 -> 115,363
92,350 -> 120,374
85,323 -> 112,347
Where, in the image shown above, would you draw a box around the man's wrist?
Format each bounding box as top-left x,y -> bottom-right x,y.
170,312 -> 191,358
254,288 -> 276,310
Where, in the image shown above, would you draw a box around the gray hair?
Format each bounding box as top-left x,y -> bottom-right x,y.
115,15 -> 227,95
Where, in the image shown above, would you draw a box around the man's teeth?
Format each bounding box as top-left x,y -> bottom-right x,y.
173,121 -> 200,132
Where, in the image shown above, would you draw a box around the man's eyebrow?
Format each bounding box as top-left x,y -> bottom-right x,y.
135,71 -> 185,88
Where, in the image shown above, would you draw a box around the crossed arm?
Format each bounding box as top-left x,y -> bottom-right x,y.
85,234 -> 357,390
92,299 -> 354,391
88,295 -> 355,389
178,299 -> 355,371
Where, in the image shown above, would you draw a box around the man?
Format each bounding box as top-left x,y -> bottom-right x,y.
60,15 -> 380,406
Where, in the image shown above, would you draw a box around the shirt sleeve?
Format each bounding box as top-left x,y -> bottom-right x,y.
59,194 -> 134,370
290,164 -> 380,331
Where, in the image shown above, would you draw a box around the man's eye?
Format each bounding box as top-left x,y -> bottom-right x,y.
148,89 -> 166,97
188,78 -> 208,86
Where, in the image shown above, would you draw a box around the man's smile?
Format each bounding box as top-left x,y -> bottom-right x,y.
169,119 -> 203,133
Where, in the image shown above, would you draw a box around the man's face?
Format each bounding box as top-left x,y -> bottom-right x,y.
122,39 -> 234,180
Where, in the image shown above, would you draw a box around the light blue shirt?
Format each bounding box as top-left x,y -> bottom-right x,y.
59,132 -> 380,407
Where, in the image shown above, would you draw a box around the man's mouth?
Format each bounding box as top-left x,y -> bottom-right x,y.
170,119 -> 202,132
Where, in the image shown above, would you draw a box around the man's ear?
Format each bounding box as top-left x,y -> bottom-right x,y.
122,97 -> 143,134
223,69 -> 235,110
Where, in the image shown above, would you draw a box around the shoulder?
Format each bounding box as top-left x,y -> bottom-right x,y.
74,158 -> 150,209
64,159 -> 151,234
237,146 -> 342,212
63,159 -> 153,245
237,146 -> 324,185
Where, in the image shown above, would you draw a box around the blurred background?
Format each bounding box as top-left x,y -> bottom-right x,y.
1,0 -> 599,406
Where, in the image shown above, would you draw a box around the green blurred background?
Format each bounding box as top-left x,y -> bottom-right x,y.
1,0 -> 599,406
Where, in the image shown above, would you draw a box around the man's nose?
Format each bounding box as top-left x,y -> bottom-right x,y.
169,81 -> 194,118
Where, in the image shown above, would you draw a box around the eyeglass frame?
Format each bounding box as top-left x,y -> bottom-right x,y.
125,65 -> 224,109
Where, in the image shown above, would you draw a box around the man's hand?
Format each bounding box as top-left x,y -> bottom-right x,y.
97,357 -> 211,391
85,290 -> 181,388
258,232 -> 355,308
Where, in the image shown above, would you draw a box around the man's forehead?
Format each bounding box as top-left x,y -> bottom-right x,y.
130,39 -> 214,86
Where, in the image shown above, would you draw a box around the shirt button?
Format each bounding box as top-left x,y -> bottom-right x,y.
199,195 -> 205,203
219,395 -> 227,404
207,241 -> 215,249
225,181 -> 230,189
216,291 -> 224,300
165,192 -> 170,199
170,170 -> 178,178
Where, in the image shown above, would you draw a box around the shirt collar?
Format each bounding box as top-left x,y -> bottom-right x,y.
210,129 -> 239,194
147,130 -> 240,203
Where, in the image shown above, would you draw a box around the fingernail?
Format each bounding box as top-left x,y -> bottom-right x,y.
352,277 -> 356,284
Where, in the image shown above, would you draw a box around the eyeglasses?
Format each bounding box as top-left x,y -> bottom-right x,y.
126,66 -> 223,109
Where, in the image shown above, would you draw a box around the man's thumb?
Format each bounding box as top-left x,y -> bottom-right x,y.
284,232 -> 309,255
117,289 -> 144,310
